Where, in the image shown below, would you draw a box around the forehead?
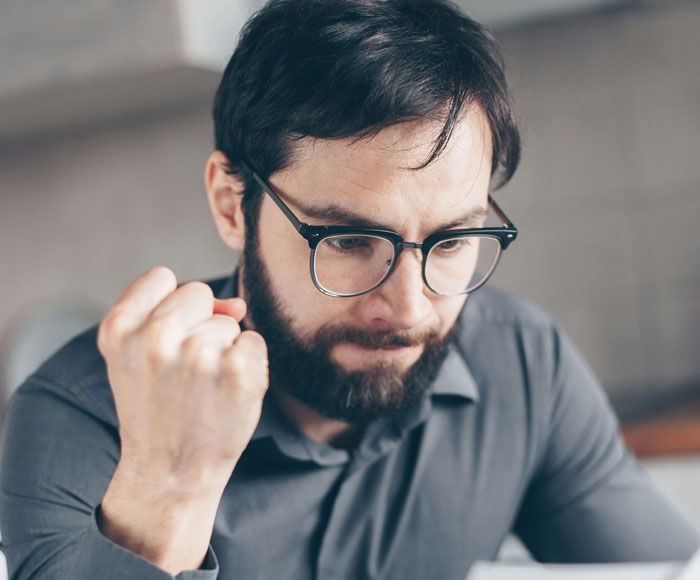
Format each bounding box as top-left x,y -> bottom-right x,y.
269,108 -> 493,232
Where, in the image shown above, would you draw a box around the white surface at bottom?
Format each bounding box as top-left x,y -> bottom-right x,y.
467,560 -> 683,580
641,455 -> 700,534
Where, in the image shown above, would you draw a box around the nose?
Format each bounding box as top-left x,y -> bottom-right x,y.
366,247 -> 433,331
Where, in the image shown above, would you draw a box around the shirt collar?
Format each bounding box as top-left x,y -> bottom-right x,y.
430,343 -> 480,402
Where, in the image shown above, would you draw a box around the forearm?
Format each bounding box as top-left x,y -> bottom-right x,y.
517,452 -> 699,562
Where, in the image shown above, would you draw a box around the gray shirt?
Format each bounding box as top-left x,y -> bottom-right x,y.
1,273 -> 697,580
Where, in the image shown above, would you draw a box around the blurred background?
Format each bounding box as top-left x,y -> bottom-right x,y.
0,0 -> 698,536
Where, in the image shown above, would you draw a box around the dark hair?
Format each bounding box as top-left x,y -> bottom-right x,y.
213,0 -> 520,223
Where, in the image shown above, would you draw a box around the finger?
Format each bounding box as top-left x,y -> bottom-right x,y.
102,267 -> 177,337
182,314 -> 242,350
230,330 -> 268,364
148,281 -> 215,335
179,315 -> 243,376
220,330 -> 269,391
220,331 -> 268,376
214,298 -> 247,322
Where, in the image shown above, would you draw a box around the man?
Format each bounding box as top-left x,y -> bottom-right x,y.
1,0 -> 697,578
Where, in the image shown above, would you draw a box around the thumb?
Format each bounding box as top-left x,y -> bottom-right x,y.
214,297 -> 247,322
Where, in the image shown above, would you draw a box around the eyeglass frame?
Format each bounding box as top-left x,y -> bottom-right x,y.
239,160 -> 518,298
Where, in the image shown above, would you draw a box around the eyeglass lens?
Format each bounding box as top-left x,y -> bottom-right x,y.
425,236 -> 501,295
312,234 -> 501,296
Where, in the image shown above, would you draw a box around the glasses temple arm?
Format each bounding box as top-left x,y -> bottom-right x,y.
239,160 -> 306,233
488,195 -> 516,229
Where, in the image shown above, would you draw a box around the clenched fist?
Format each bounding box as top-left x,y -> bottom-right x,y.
96,267 -> 268,574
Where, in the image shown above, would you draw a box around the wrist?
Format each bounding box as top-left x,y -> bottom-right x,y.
99,459 -> 230,575
114,449 -> 235,501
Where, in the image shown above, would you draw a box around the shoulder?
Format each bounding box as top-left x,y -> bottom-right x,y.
17,324 -> 116,427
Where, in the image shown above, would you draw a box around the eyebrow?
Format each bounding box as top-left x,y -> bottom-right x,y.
293,199 -> 490,233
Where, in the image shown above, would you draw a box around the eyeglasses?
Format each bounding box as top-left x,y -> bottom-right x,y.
240,160 -> 518,298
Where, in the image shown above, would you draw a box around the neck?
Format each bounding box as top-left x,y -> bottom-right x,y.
270,384 -> 363,449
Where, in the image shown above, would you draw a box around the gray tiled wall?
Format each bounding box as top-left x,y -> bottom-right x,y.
491,0 -> 700,397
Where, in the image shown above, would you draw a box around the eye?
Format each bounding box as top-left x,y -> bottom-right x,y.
434,238 -> 471,254
326,236 -> 372,252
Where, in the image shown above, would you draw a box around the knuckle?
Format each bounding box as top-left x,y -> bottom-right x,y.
144,340 -> 173,369
142,322 -> 176,364
96,327 -> 108,355
144,317 -> 173,341
222,347 -> 268,392
211,313 -> 241,330
148,266 -> 177,288
222,349 -> 249,376
240,331 -> 268,355
183,339 -> 219,374
194,347 -> 220,374
182,281 -> 214,302
98,311 -> 129,349
182,333 -> 221,365
180,333 -> 208,356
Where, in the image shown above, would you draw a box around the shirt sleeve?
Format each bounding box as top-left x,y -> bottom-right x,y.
513,325 -> 699,563
0,373 -> 219,580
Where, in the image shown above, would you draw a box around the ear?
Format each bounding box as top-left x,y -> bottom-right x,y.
205,151 -> 246,251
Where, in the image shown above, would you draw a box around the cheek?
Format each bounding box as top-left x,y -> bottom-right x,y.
257,208 -> 354,335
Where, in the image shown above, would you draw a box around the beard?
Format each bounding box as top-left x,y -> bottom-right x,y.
241,226 -> 458,424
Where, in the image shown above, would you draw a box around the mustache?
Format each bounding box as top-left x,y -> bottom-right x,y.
313,325 -> 441,350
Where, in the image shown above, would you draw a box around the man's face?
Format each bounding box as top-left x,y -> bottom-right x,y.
239,110 -> 493,422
